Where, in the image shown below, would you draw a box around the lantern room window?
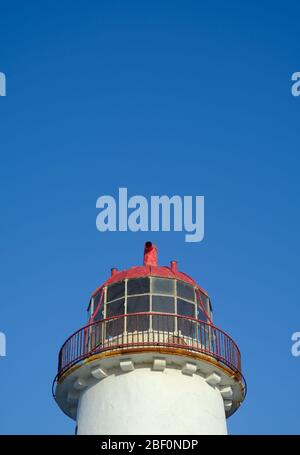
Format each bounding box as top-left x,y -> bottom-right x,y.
197,307 -> 207,322
152,313 -> 175,332
107,281 -> 125,302
93,291 -> 101,310
197,290 -> 211,321
152,295 -> 175,331
152,278 -> 175,295
179,316 -> 197,338
177,281 -> 195,301
127,278 -> 150,295
87,299 -> 93,319
90,289 -> 104,322
152,295 -> 175,313
127,295 -> 150,331
93,307 -> 104,322
127,295 -> 150,313
85,277 -> 215,356
177,298 -> 195,317
177,298 -> 196,335
107,317 -> 124,337
91,277 -> 212,333
106,298 -> 125,317
106,297 -> 125,336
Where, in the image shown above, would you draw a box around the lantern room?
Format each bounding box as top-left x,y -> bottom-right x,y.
85,242 -> 214,348
88,267 -> 213,331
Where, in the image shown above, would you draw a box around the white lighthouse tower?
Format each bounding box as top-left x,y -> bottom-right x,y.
53,242 -> 246,435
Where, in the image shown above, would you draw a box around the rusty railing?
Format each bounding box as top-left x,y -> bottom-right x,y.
57,312 -> 243,381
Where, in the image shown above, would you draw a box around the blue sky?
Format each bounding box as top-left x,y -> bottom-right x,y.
0,0 -> 300,434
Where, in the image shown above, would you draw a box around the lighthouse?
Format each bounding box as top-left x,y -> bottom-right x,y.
53,242 -> 246,435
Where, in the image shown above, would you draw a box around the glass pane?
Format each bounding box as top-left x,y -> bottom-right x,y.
200,292 -> 209,312
93,291 -> 101,309
152,278 -> 175,295
92,291 -> 103,318
107,282 -> 125,302
89,324 -> 103,351
209,298 -> 213,314
127,314 -> 149,332
127,278 -> 150,295
177,298 -> 195,317
87,298 -> 93,317
127,295 -> 149,313
177,281 -> 195,301
152,295 -> 175,313
152,313 -> 175,332
178,317 -> 197,338
106,318 -> 124,337
106,298 -> 125,317
93,307 -> 104,322
197,324 -> 211,349
197,307 -> 208,322
197,291 -> 210,319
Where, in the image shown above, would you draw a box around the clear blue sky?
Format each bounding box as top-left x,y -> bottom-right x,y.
0,0 -> 299,434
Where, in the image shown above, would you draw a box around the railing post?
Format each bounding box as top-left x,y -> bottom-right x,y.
215,327 -> 220,357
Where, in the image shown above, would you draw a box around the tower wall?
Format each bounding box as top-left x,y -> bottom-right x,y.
76,363 -> 227,435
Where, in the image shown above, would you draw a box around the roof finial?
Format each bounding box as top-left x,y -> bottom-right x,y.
143,241 -> 158,266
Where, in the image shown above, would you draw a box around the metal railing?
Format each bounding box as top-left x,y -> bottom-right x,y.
57,312 -> 243,381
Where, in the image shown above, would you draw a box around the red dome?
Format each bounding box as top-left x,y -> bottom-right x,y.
91,243 -> 208,297
91,264 -> 208,297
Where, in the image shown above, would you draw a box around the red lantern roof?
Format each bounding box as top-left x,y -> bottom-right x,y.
91,242 -> 208,297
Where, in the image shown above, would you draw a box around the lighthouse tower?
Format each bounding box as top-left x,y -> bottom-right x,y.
53,242 -> 246,435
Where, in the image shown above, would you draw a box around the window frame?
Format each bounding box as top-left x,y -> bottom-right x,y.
196,288 -> 213,324
106,281 -> 125,303
91,278 -> 212,338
